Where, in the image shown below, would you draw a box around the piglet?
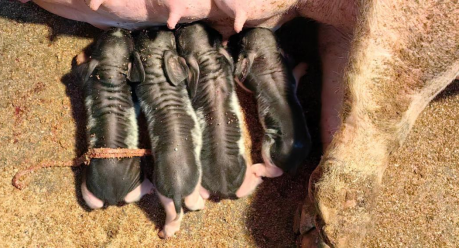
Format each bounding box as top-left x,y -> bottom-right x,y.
232,28 -> 311,177
175,22 -> 264,199
132,28 -> 204,238
77,28 -> 154,209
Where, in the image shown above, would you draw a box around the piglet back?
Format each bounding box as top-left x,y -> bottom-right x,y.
79,28 -> 142,205
134,29 -> 202,207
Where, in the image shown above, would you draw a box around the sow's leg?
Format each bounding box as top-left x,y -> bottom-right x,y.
299,1 -> 459,247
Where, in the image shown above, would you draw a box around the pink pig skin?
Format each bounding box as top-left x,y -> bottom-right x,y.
213,0 -> 297,32
33,0 -> 214,30
82,0 -> 214,29
31,0 -> 302,37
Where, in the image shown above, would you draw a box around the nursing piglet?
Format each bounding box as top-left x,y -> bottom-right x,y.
132,28 -> 204,238
175,23 -> 264,198
78,28 -> 154,209
233,28 -> 311,177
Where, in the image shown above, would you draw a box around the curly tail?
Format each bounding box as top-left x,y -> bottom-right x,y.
173,194 -> 182,221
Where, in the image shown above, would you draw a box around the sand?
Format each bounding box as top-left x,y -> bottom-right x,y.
0,2 -> 458,247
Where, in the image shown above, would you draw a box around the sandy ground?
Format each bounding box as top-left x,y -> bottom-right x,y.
0,1 -> 458,247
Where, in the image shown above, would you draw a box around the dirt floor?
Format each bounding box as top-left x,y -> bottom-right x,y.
0,1 -> 458,247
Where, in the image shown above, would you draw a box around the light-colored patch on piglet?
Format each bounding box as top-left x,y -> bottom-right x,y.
139,99 -> 159,150
229,90 -> 248,162
182,88 -> 203,175
124,107 -> 139,149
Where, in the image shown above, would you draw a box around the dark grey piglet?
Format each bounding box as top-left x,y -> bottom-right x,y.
78,28 -> 154,209
132,28 -> 204,238
233,28 -> 311,177
175,22 -> 264,199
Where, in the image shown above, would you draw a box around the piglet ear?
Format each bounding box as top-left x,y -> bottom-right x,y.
234,52 -> 255,83
128,51 -> 145,83
76,59 -> 99,84
163,50 -> 189,86
185,56 -> 200,98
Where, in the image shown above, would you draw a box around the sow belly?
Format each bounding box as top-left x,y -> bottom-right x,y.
31,0 -> 303,36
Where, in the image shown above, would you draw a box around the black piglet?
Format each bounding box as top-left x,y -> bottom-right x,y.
175,22 -> 264,199
132,28 -> 204,239
77,28 -> 154,209
232,28 -> 312,177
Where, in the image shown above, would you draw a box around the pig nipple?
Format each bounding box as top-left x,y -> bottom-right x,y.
167,9 -> 182,29
87,0 -> 104,11
234,10 -> 247,33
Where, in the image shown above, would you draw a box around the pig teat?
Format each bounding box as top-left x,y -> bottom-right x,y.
213,0 -> 249,33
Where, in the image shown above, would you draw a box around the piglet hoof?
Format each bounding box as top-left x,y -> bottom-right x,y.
158,226 -> 177,239
304,158 -> 385,247
158,224 -> 180,239
158,229 -> 167,239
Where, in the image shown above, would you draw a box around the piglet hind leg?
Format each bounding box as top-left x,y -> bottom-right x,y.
199,186 -> 210,200
124,178 -> 155,203
157,191 -> 184,239
235,164 -> 264,198
184,183 -> 205,211
298,1 -> 459,247
257,148 -> 284,178
81,180 -> 104,209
